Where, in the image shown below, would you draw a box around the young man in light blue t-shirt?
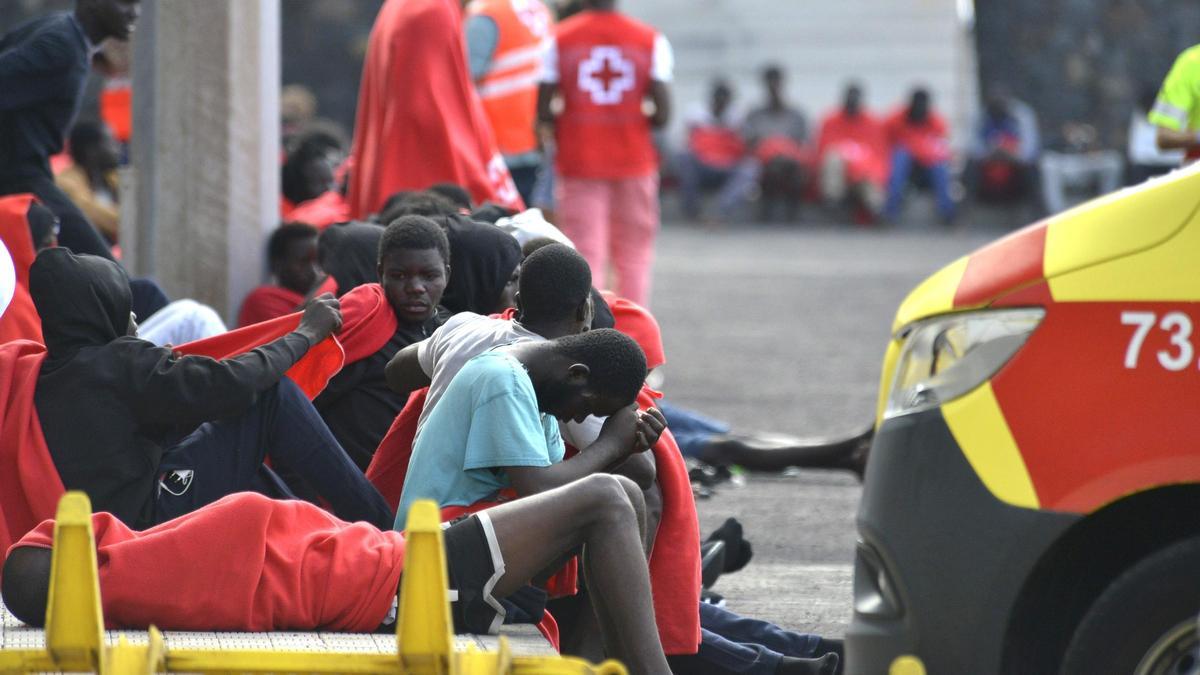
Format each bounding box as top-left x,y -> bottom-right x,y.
397,327 -> 662,519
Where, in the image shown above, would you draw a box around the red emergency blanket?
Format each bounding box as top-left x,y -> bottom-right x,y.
180,283 -> 397,398
0,340 -> 64,572
0,195 -> 44,344
347,0 -> 522,217
13,493 -> 405,631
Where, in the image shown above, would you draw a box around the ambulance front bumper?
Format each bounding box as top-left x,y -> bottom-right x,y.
844,408 -> 1078,675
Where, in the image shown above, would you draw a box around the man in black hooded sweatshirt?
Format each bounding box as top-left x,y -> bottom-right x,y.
29,248 -> 393,530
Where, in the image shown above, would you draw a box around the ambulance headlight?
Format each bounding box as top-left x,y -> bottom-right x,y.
885,308 -> 1044,419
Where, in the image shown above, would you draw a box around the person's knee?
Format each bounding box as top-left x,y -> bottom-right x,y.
577,474 -> 639,524
2,547 -> 52,627
610,474 -> 646,520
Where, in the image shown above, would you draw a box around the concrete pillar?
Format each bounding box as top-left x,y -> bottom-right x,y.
128,0 -> 279,321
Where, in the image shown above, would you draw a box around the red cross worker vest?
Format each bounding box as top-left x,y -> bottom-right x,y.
553,11 -> 659,179
469,0 -> 553,158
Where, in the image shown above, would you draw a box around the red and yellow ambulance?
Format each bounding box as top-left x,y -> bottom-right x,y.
846,164 -> 1200,674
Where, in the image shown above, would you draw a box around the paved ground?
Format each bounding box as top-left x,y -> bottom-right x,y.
649,219 -> 1004,638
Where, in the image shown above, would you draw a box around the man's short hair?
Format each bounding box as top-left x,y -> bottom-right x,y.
553,328 -> 646,404
378,191 -> 460,223
428,183 -> 473,211
762,64 -> 783,82
267,222 -> 318,265
379,215 -> 451,265
521,236 -> 561,259
518,243 -> 592,322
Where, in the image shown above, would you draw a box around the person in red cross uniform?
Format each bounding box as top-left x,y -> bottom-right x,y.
536,0 -> 672,307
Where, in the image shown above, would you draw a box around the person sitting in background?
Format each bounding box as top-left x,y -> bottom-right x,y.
883,87 -> 955,224
815,83 -> 888,224
55,119 -> 122,245
678,80 -> 758,224
744,65 -> 810,222
966,86 -> 1039,204
0,0 -> 139,261
28,247 -> 392,530
314,216 -> 452,471
280,84 -> 318,148
237,223 -> 323,328
280,141 -> 350,229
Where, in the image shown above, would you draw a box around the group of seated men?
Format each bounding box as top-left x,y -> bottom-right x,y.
677,68 -> 957,226
0,187 -> 842,675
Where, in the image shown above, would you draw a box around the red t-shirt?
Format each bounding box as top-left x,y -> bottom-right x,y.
884,108 -> 951,167
817,109 -> 889,184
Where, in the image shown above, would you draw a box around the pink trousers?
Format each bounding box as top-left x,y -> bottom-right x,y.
555,173 -> 660,306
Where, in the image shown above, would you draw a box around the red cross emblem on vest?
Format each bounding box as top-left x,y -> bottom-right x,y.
577,46 -> 635,106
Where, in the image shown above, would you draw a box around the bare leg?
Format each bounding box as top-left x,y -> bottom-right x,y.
559,478 -> 661,662
487,474 -> 669,675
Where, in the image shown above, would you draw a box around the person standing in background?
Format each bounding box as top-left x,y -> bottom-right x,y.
0,0 -> 141,260
347,0 -> 523,219
466,0 -> 555,206
1148,44 -> 1200,163
537,0 -> 672,307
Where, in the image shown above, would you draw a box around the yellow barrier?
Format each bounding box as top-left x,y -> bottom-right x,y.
0,492 -> 628,674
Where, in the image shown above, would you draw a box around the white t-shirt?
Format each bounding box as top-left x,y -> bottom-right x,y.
539,33 -> 674,84
414,312 -> 605,446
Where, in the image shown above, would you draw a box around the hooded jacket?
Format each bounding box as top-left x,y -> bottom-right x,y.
31,249 -> 314,528
437,214 -> 521,315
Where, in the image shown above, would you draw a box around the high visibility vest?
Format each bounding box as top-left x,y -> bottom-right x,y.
468,0 -> 553,158
553,11 -> 658,179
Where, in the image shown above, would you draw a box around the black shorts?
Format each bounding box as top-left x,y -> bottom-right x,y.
443,512 -> 507,634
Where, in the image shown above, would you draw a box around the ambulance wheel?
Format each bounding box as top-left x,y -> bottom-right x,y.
1059,536 -> 1200,675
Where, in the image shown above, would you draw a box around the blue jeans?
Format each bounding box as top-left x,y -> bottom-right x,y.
677,152 -> 760,219
669,602 -> 823,674
884,147 -> 955,221
658,399 -> 730,459
155,378 -> 393,529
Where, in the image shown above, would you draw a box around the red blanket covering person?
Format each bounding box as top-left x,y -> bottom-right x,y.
0,340 -> 65,573
347,0 -> 523,217
816,109 -> 889,186
12,493 -> 404,632
0,195 -> 44,344
0,286 -> 397,581
281,191 -> 352,230
181,283 -> 397,398
364,298 -> 702,654
237,276 -> 337,329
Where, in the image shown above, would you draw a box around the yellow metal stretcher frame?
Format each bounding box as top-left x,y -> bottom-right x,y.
0,492 -> 627,675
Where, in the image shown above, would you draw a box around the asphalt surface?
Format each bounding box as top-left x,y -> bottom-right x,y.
648,219 -> 1003,638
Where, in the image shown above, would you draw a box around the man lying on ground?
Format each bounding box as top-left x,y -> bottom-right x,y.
2,475 -> 672,675
28,247 -> 392,530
